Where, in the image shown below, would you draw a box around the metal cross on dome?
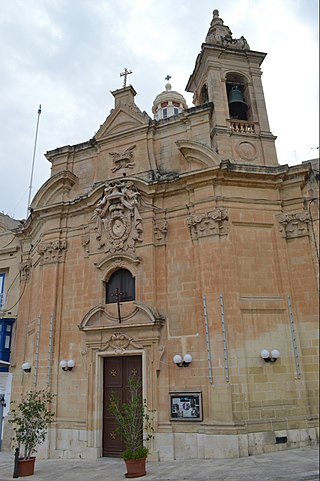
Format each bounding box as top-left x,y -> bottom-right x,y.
120,67 -> 132,88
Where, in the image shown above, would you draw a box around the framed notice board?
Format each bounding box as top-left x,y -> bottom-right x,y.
170,392 -> 202,421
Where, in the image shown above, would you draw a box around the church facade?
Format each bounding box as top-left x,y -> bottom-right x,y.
3,10 -> 319,460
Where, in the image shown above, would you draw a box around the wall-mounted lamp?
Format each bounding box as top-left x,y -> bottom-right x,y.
260,349 -> 280,363
22,362 -> 31,373
173,353 -> 193,368
60,359 -> 75,371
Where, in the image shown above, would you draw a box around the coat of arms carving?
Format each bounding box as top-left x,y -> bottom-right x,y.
94,180 -> 143,252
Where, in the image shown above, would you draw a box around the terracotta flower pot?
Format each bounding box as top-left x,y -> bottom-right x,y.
124,458 -> 146,478
18,457 -> 36,477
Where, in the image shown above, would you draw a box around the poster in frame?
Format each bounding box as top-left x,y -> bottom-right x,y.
170,392 -> 202,421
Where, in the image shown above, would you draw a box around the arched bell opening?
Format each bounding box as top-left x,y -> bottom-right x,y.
226,73 -> 251,121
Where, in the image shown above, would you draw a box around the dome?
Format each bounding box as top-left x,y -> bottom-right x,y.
152,82 -> 188,120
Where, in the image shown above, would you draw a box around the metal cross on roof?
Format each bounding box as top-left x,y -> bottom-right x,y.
165,75 -> 172,81
120,68 -> 132,88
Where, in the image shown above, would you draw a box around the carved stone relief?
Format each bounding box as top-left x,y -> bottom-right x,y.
109,145 -> 136,173
187,208 -> 229,240
94,180 -> 143,253
20,260 -> 32,281
236,141 -> 257,161
37,240 -> 67,265
277,211 -> 310,239
154,221 -> 168,246
81,234 -> 90,255
99,332 -> 143,353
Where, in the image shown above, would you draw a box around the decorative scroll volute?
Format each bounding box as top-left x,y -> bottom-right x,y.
187,207 -> 229,240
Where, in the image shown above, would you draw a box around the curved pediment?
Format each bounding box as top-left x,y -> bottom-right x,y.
176,140 -> 221,169
31,171 -> 78,210
79,301 -> 165,330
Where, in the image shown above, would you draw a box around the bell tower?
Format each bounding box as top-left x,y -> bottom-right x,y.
186,9 -> 278,166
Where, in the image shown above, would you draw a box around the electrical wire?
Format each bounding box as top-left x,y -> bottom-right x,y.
3,273 -> 27,312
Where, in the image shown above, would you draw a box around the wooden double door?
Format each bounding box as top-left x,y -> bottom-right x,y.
102,355 -> 142,457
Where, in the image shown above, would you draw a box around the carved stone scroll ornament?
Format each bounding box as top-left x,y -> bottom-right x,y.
154,221 -> 168,246
109,145 -> 136,172
277,211 -> 310,239
187,208 -> 229,240
37,240 -> 67,265
94,180 -> 143,253
81,234 -> 90,254
99,332 -> 143,353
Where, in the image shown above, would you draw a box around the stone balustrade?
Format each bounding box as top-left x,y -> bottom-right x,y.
228,120 -> 256,133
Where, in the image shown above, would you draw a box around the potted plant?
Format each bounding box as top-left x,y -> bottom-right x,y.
108,376 -> 154,478
9,389 -> 55,477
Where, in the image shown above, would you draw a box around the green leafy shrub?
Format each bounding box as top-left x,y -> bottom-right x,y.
121,446 -> 149,461
9,390 -> 55,459
108,376 -> 154,460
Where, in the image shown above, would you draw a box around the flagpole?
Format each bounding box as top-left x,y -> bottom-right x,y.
27,104 -> 42,217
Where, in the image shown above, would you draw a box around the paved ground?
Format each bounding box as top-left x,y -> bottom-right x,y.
0,446 -> 319,481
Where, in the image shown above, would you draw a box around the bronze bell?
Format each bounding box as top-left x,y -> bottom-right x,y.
228,85 -> 248,120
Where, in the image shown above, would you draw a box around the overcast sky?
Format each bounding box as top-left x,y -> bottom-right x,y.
0,0 -> 319,220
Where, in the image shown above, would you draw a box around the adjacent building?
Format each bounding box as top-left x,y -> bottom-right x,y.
0,213 -> 22,449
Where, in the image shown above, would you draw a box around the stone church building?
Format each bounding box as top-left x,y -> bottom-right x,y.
2,10 -> 319,460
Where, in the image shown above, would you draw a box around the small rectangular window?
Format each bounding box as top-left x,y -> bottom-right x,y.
4,335 -> 10,349
163,108 -> 167,119
174,108 -> 179,115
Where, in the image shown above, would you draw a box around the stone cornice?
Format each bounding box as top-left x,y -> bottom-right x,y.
186,45 -> 266,91
0,245 -> 19,255
11,162 -> 312,231
45,139 -> 97,162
